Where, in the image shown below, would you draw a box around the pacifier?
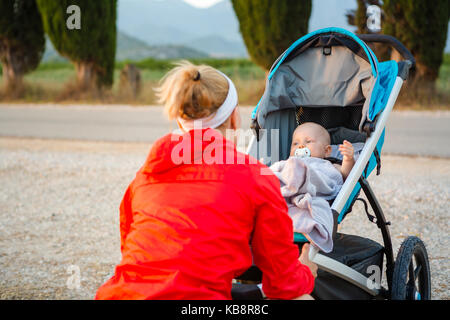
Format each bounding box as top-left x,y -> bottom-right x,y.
294,147 -> 311,158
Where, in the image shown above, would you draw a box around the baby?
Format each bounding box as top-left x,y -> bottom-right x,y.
290,122 -> 355,180
270,122 -> 356,252
269,122 -> 356,252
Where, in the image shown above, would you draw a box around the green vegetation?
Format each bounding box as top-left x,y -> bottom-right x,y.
32,58 -> 265,82
116,58 -> 265,87
115,58 -> 256,71
36,0 -> 117,88
2,58 -> 264,105
0,0 -> 45,89
346,0 -> 383,34
346,0 -> 389,60
231,0 -> 312,70
383,0 -> 449,83
1,54 -> 448,108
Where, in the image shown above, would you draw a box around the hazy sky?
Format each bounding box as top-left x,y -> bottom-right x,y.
182,0 -> 224,8
131,0 -> 449,51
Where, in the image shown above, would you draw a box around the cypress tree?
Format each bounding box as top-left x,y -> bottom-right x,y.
0,0 -> 45,89
383,0 -> 449,83
346,0 -> 383,34
346,0 -> 388,60
231,0 -> 312,71
36,0 -> 117,89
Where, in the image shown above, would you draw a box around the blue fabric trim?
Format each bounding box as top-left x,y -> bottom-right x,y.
338,129 -> 385,224
294,232 -> 308,243
251,97 -> 263,120
368,61 -> 398,121
365,42 -> 380,72
268,27 -> 378,81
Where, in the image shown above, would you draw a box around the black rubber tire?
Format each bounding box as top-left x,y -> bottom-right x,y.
391,236 -> 431,300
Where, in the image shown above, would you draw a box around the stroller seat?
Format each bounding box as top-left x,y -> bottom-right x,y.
312,233 -> 384,300
232,233 -> 384,300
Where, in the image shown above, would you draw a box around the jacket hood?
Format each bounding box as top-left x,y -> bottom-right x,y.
142,128 -> 236,174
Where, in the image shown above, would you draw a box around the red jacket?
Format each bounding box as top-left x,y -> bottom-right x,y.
95,128 -> 314,300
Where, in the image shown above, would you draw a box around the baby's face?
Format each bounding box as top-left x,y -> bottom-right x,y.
290,124 -> 331,158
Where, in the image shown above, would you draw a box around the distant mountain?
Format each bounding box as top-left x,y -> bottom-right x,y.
186,35 -> 248,58
42,0 -> 450,63
42,31 -> 209,63
42,38 -> 68,63
116,0 -> 359,58
118,0 -> 242,43
117,0 -> 247,57
116,32 -> 209,60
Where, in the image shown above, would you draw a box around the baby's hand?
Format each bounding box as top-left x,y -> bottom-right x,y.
339,140 -> 354,161
338,141 -> 355,180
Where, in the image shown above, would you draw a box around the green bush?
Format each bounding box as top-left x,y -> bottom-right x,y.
115,58 -> 172,72
36,0 -> 117,88
116,58 -> 256,71
36,58 -> 260,73
114,58 -> 264,81
383,0 -> 449,83
0,0 -> 45,86
231,0 -> 312,70
36,61 -> 75,71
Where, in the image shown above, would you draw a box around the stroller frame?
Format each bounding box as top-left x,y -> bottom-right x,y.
313,76 -> 404,298
241,30 -> 428,300
246,76 -> 402,298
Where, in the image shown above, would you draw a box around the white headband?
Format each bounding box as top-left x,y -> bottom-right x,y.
177,71 -> 238,131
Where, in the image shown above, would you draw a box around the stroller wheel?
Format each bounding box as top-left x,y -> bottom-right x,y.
391,236 -> 431,300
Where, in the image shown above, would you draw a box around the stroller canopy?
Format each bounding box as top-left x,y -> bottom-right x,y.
252,27 -> 398,133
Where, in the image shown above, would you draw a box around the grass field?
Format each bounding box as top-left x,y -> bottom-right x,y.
0,55 -> 449,107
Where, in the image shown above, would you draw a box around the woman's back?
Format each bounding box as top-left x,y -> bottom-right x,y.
96,129 -> 300,299
96,61 -> 315,300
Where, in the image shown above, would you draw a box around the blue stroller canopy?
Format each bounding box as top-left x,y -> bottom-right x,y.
248,28 -> 401,227
252,27 -> 398,129
269,27 -> 380,79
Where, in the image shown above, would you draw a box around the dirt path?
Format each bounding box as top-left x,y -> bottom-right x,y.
0,138 -> 448,299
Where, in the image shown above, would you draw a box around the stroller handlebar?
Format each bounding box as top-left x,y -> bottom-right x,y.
357,34 -> 416,70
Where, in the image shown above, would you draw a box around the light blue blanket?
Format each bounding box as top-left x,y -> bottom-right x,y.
270,157 -> 343,252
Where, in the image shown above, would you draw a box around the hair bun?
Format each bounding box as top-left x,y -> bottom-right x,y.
156,61 -> 228,120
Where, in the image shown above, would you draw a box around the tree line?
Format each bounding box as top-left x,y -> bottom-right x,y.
0,0 -> 117,92
0,0 -> 448,95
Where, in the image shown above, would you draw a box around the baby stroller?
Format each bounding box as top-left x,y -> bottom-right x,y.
231,28 -> 431,300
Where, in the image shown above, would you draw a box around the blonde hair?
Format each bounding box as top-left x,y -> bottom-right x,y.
155,60 -> 229,120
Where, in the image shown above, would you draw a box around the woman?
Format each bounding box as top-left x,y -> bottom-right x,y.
95,61 -> 317,300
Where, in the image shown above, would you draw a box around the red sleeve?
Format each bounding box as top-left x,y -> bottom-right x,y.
119,185 -> 133,253
250,169 -> 315,300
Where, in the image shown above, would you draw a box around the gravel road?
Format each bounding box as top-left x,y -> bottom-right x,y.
1,104 -> 449,157
0,137 -> 448,300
